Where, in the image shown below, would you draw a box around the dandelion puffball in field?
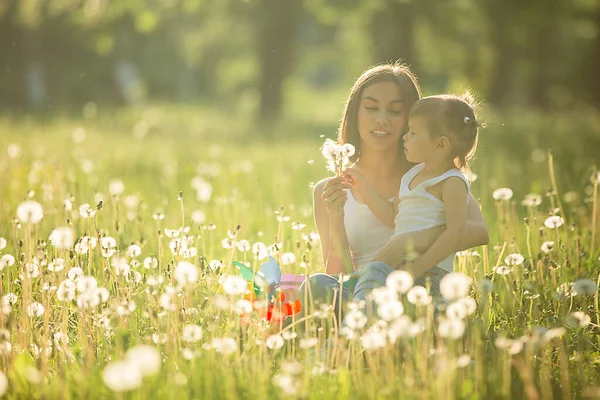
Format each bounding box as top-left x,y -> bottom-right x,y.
439,273 -> 471,301
492,188 -> 513,201
521,193 -> 542,207
221,275 -> 247,295
78,204 -> 96,218
191,210 -> 206,224
544,216 -> 564,229
49,227 -> 75,249
406,286 -> 431,305
125,345 -> 161,377
26,302 -> 44,317
360,331 -> 387,350
505,253 -> 524,266
344,310 -> 368,330
0,255 -> 15,271
0,237 -> 6,250
210,337 -> 238,355
182,324 -> 203,343
386,270 -> 414,294
7,143 -> 20,158
103,361 -> 142,392
16,200 -> 43,224
438,318 -> 466,339
573,279 -> 598,296
541,241 -> 555,253
108,180 -> 125,196
266,334 -> 285,350
377,300 -> 404,322
566,311 -> 591,328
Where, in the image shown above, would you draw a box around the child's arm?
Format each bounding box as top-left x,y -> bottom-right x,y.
344,169 -> 397,228
402,177 -> 468,279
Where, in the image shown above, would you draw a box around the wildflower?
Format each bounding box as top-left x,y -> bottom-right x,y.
16,200 -> 44,224
48,227 -> 75,250
291,222 -> 306,230
282,331 -> 297,340
299,337 -> 318,349
377,300 -> 404,321
45,257 -> 64,272
125,345 -> 161,377
0,237 -> 6,250
191,210 -> 206,225
439,273 -> 471,301
77,291 -> 101,309
75,236 -> 98,255
266,334 -> 285,350
438,318 -> 465,339
174,261 -> 199,285
7,143 -> 20,158
208,260 -> 222,271
566,311 -> 591,328
492,188 -> 513,201
67,267 -> 84,280
103,360 -> 142,392
505,253 -> 524,266
222,275 -> 247,296
541,241 -> 555,253
126,245 -> 142,258
251,242 -> 268,259
0,255 -> 15,271
493,265 -> 512,275
195,180 -> 213,203
2,293 -> 17,305
281,252 -> 296,265
152,333 -> 168,345
78,203 -> 97,218
521,194 -> 542,207
556,282 -> 575,298
182,324 -> 203,343
76,276 -> 98,293
321,139 -> 355,176
573,279 -> 598,296
371,286 -> 397,305
386,270 -> 414,294
406,286 -> 432,305
361,331 -> 387,350
543,327 -> 566,341
57,280 -> 77,301
210,337 -> 237,354
457,355 -> 471,368
344,310 -> 368,330
235,299 -> 253,315
273,374 -> 300,396
106,180 -> 125,198
236,240 -> 251,252
26,302 -> 44,317
544,216 -> 564,229
111,257 -> 130,276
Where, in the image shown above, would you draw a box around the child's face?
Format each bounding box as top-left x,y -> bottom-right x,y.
357,81 -> 406,154
403,116 -> 438,164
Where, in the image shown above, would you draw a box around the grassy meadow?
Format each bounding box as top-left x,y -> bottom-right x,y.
0,105 -> 599,399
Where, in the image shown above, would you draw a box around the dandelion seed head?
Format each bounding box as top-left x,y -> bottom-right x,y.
566,311 -> 591,328
492,188 -> 513,201
103,360 -> 142,392
126,244 -> 141,258
406,286 -> 432,305
143,256 -> 158,269
16,200 -> 44,224
299,337 -> 318,349
182,324 -> 203,343
0,254 -> 15,271
281,252 -> 296,265
360,331 -> 387,350
266,334 -> 285,350
222,275 -> 247,296
210,337 -> 237,354
0,237 -> 6,250
344,310 -> 368,330
78,203 -> 96,219
371,287 -> 398,305
541,241 -> 555,253
377,300 -> 404,321
438,318 -> 465,339
235,299 -> 253,315
521,193 -> 542,207
505,253 -> 524,266
125,345 -> 161,377
26,302 -> 44,317
76,276 -> 98,293
544,216 -> 564,229
174,261 -> 199,285
440,273 -> 471,301
493,265 -> 512,275
108,179 -> 125,196
386,270 -> 414,294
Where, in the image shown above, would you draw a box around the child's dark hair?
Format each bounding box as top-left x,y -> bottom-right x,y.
409,92 -> 481,172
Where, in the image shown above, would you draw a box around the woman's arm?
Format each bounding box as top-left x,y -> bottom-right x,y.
313,178 -> 354,274
370,193 -> 488,268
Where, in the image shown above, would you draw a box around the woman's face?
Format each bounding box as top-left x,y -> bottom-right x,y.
357,81 -> 407,154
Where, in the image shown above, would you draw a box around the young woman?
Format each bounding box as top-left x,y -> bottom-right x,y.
302,64 -> 488,320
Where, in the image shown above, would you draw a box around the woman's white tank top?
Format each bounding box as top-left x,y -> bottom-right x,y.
344,190 -> 394,270
393,163 -> 470,272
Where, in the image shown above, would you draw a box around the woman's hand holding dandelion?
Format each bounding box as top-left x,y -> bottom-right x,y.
321,176 -> 351,215
320,139 -> 355,215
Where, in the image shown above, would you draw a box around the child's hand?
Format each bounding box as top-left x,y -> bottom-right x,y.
343,169 -> 374,201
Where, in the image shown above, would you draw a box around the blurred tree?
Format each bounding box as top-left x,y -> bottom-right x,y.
368,0 -> 416,69
255,0 -> 302,123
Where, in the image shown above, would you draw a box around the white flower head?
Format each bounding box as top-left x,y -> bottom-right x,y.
544,216 -> 564,229
78,203 -> 97,219
49,227 -> 75,250
266,334 -> 285,350
505,253 -> 524,266
521,193 -> 542,207
125,345 -> 161,377
377,300 -> 404,321
566,311 -> 591,328
360,331 -> 387,350
221,275 -> 247,296
438,318 -> 466,339
344,310 -> 368,330
0,237 -> 6,250
16,200 -> 44,224
321,139 -> 355,176
108,179 -> 125,196
492,188 -> 513,201
439,273 -> 471,301
103,360 -> 142,392
0,254 -> 15,271
210,337 -> 237,355
406,286 -> 432,305
182,324 -> 203,343
541,241 -> 555,253
26,302 -> 44,317
386,270 -> 414,294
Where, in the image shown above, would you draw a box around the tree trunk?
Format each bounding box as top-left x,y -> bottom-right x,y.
485,1 -> 516,108
369,0 -> 415,70
592,6 -> 600,108
256,0 -> 302,124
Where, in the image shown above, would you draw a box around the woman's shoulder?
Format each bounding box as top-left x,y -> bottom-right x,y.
313,177 -> 330,195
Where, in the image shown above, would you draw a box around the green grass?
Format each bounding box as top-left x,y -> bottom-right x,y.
0,105 -> 599,399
